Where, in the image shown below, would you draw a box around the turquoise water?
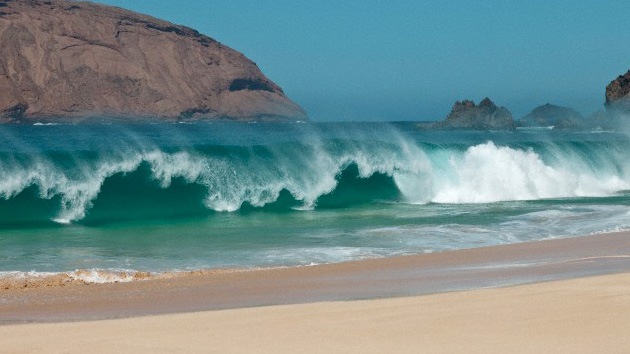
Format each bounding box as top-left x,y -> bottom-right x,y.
1,123 -> 629,277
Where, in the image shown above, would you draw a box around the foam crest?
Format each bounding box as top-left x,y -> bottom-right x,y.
389,134 -> 434,204
0,149 -> 202,223
1,128 -> 629,222
54,154 -> 145,223
67,269 -> 138,283
145,151 -> 206,188
430,142 -> 630,203
195,128 -> 430,212
0,157 -> 64,201
201,143 -> 340,211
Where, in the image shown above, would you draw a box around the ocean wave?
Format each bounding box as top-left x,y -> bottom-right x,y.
430,141 -> 630,203
0,129 -> 629,225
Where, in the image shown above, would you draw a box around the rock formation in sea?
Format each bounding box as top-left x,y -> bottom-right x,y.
0,0 -> 306,123
518,103 -> 584,130
430,98 -> 515,130
605,70 -> 630,112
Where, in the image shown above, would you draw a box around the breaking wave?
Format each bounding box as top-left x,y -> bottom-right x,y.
0,124 -> 629,225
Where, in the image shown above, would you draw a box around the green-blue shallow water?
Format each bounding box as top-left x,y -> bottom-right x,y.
1,122 -> 629,277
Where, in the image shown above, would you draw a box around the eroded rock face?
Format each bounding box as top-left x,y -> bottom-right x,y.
440,97 -> 515,130
605,70 -> 630,112
0,0 -> 307,123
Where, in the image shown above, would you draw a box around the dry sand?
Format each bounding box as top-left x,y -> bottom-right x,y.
1,273 -> 629,353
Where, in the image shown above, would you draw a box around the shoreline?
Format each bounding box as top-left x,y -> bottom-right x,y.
2,231 -> 630,324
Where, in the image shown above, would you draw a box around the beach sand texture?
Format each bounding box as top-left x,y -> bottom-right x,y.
1,272 -> 629,353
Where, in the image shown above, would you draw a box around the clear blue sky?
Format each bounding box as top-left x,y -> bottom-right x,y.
96,0 -> 630,121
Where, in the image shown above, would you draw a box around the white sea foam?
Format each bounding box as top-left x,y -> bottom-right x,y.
428,141 -> 630,204
0,269 -> 147,284
67,269 -> 136,283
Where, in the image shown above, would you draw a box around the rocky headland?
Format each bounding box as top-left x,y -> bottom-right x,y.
0,0 -> 306,123
582,69 -> 630,131
605,70 -> 630,112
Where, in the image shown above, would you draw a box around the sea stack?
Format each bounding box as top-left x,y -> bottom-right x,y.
605,70 -> 630,113
518,103 -> 584,130
438,98 -> 515,130
0,0 -> 307,123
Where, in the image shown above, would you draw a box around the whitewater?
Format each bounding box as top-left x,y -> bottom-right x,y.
1,122 -> 629,280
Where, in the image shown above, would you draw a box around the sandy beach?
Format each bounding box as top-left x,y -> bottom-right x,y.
1,231 -> 630,353
1,273 -> 629,353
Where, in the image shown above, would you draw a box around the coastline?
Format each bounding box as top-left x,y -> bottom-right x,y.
1,231 -> 629,324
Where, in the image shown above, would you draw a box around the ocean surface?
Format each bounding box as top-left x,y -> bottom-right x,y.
1,122 -> 629,281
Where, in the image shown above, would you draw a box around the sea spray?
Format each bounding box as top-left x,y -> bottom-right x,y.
429,141 -> 630,203
1,124 -> 630,223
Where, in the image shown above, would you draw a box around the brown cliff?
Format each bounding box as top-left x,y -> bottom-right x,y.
0,0 -> 307,123
605,70 -> 630,112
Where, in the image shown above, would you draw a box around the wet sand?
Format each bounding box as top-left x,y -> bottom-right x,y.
1,232 -> 630,352
1,231 -> 630,323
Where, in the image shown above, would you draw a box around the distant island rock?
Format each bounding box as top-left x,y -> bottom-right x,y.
0,0 -> 306,123
517,103 -> 584,130
420,98 -> 515,130
605,70 -> 630,112
416,69 -> 630,132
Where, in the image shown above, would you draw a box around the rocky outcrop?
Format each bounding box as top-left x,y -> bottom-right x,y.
605,70 -> 630,112
0,0 -> 306,123
434,98 -> 515,130
518,103 -> 584,130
